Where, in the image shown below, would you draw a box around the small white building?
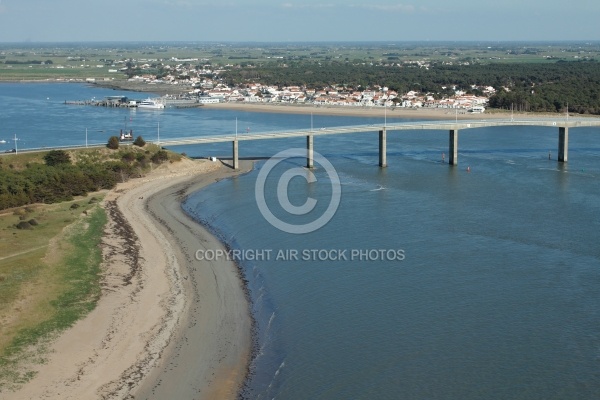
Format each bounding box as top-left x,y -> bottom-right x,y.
198,96 -> 221,104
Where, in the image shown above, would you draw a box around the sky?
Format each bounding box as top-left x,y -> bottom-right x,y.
0,0 -> 599,43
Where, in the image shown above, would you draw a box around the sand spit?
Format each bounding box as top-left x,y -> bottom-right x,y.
7,158 -> 252,400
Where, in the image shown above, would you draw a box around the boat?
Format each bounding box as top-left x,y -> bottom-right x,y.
0,140 -> 6,144
468,105 -> 486,113
137,98 -> 165,109
119,129 -> 134,141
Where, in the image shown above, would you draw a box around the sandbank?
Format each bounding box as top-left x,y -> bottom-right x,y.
6,158 -> 253,399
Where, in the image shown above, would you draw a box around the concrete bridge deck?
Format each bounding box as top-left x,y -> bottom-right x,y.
4,118 -> 600,167
155,118 -> 600,169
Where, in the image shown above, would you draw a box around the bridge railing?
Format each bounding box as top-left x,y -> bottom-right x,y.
4,118 -> 600,153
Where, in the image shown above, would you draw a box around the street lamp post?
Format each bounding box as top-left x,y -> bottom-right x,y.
384,101 -> 387,127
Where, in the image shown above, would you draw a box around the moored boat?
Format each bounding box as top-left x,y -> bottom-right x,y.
137,98 -> 165,109
120,129 -> 134,141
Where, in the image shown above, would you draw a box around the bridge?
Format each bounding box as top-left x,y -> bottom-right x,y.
156,118 -> 600,169
4,118 -> 600,166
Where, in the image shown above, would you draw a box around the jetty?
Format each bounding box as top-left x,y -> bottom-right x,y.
65,96 -> 134,108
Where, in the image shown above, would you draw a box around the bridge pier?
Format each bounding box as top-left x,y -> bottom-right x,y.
379,128 -> 387,167
449,129 -> 458,165
558,127 -> 568,162
232,139 -> 239,169
307,135 -> 314,169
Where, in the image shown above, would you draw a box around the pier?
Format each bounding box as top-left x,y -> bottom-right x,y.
64,96 -> 202,108
65,96 -> 134,108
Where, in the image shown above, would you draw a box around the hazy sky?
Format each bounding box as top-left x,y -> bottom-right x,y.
1,0 -> 599,42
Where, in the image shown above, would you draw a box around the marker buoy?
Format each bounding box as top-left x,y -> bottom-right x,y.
467,166 -> 471,173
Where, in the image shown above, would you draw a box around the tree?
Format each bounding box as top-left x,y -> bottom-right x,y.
133,135 -> 146,147
43,150 -> 71,166
107,136 -> 120,150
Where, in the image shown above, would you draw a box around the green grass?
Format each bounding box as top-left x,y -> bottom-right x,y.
0,143 -> 176,173
0,205 -> 107,390
0,65 -> 120,80
1,42 -> 599,84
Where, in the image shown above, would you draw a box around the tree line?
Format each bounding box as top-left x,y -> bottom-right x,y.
221,60 -> 600,114
0,145 -> 172,210
3,60 -> 53,65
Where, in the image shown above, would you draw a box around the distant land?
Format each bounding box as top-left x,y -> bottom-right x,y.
1,41 -> 600,114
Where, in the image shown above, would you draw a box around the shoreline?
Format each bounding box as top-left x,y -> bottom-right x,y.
0,79 -> 586,121
6,158 -> 254,399
201,101 -> 569,120
133,159 -> 255,399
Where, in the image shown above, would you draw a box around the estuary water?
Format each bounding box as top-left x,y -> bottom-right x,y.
2,83 -> 600,399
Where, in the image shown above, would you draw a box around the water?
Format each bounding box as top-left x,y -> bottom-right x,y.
185,129 -> 600,399
3,83 -> 600,399
0,82 -> 393,151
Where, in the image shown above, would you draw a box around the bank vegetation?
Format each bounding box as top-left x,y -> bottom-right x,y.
0,144 -> 179,211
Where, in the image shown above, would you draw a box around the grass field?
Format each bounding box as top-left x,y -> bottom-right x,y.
0,194 -> 107,389
0,146 -> 186,391
2,41 -> 599,82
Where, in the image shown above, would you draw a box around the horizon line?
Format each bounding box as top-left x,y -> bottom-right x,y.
1,39 -> 600,46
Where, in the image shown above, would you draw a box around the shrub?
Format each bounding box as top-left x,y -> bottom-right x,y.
133,135 -> 146,147
16,221 -> 33,230
122,152 -> 136,163
44,150 -> 71,166
151,150 -> 169,164
107,136 -> 120,150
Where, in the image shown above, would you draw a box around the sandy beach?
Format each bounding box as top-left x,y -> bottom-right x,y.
6,158 -> 253,400
199,101 -> 568,121
89,79 -> 563,121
